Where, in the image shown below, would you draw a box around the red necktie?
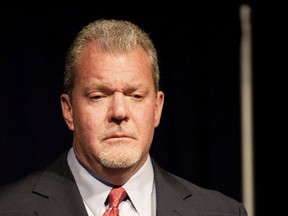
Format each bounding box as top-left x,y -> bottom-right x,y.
102,187 -> 127,216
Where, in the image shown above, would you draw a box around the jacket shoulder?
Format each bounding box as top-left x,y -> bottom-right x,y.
0,151 -> 70,209
152,159 -> 248,215
0,169 -> 43,207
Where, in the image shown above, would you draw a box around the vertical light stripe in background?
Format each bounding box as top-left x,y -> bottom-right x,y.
240,4 -> 255,216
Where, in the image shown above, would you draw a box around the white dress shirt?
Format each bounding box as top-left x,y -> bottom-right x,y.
67,147 -> 156,216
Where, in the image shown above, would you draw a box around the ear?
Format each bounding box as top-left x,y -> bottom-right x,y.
60,94 -> 74,131
154,91 -> 164,128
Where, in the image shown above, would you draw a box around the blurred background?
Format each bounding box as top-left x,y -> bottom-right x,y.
0,3 -> 281,215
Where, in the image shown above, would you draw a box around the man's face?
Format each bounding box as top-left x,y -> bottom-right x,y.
61,43 -> 164,175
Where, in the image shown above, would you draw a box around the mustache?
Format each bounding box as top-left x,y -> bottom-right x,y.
99,126 -> 137,141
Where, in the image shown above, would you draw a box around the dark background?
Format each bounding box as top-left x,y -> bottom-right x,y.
0,3 -> 279,216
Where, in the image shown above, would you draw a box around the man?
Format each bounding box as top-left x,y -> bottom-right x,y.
0,19 -> 247,215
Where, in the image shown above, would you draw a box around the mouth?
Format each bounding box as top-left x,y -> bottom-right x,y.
104,133 -> 135,141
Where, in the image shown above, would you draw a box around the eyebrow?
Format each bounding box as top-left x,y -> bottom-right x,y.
84,83 -> 112,94
84,82 -> 149,94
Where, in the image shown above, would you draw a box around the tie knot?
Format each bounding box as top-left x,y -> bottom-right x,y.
108,187 -> 127,208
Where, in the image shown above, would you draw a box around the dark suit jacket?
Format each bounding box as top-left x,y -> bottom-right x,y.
0,151 -> 247,215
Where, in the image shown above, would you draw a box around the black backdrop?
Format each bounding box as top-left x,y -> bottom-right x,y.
0,3 -> 269,215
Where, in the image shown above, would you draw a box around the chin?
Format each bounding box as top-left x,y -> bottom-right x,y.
99,148 -> 142,169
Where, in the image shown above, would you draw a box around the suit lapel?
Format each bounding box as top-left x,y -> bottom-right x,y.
152,160 -> 197,216
31,152 -> 88,216
30,153 -> 196,216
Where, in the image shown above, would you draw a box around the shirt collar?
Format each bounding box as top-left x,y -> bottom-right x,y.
122,153 -> 155,215
67,147 -> 154,216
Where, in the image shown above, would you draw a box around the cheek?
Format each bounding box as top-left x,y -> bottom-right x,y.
137,109 -> 156,150
73,105 -> 102,135
134,107 -> 156,131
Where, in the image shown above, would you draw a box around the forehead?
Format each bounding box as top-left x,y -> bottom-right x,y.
79,42 -> 150,65
74,43 -> 154,88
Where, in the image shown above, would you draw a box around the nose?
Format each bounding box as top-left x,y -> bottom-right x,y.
108,92 -> 129,123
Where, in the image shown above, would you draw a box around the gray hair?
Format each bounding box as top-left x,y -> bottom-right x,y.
63,19 -> 160,96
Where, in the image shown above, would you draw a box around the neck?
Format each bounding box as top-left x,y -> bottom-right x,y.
76,153 -> 148,186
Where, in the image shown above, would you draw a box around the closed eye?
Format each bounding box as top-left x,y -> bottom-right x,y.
128,93 -> 145,101
88,94 -> 107,102
90,95 -> 103,100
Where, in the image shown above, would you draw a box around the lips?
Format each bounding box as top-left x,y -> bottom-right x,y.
109,134 -> 128,139
104,133 -> 135,140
